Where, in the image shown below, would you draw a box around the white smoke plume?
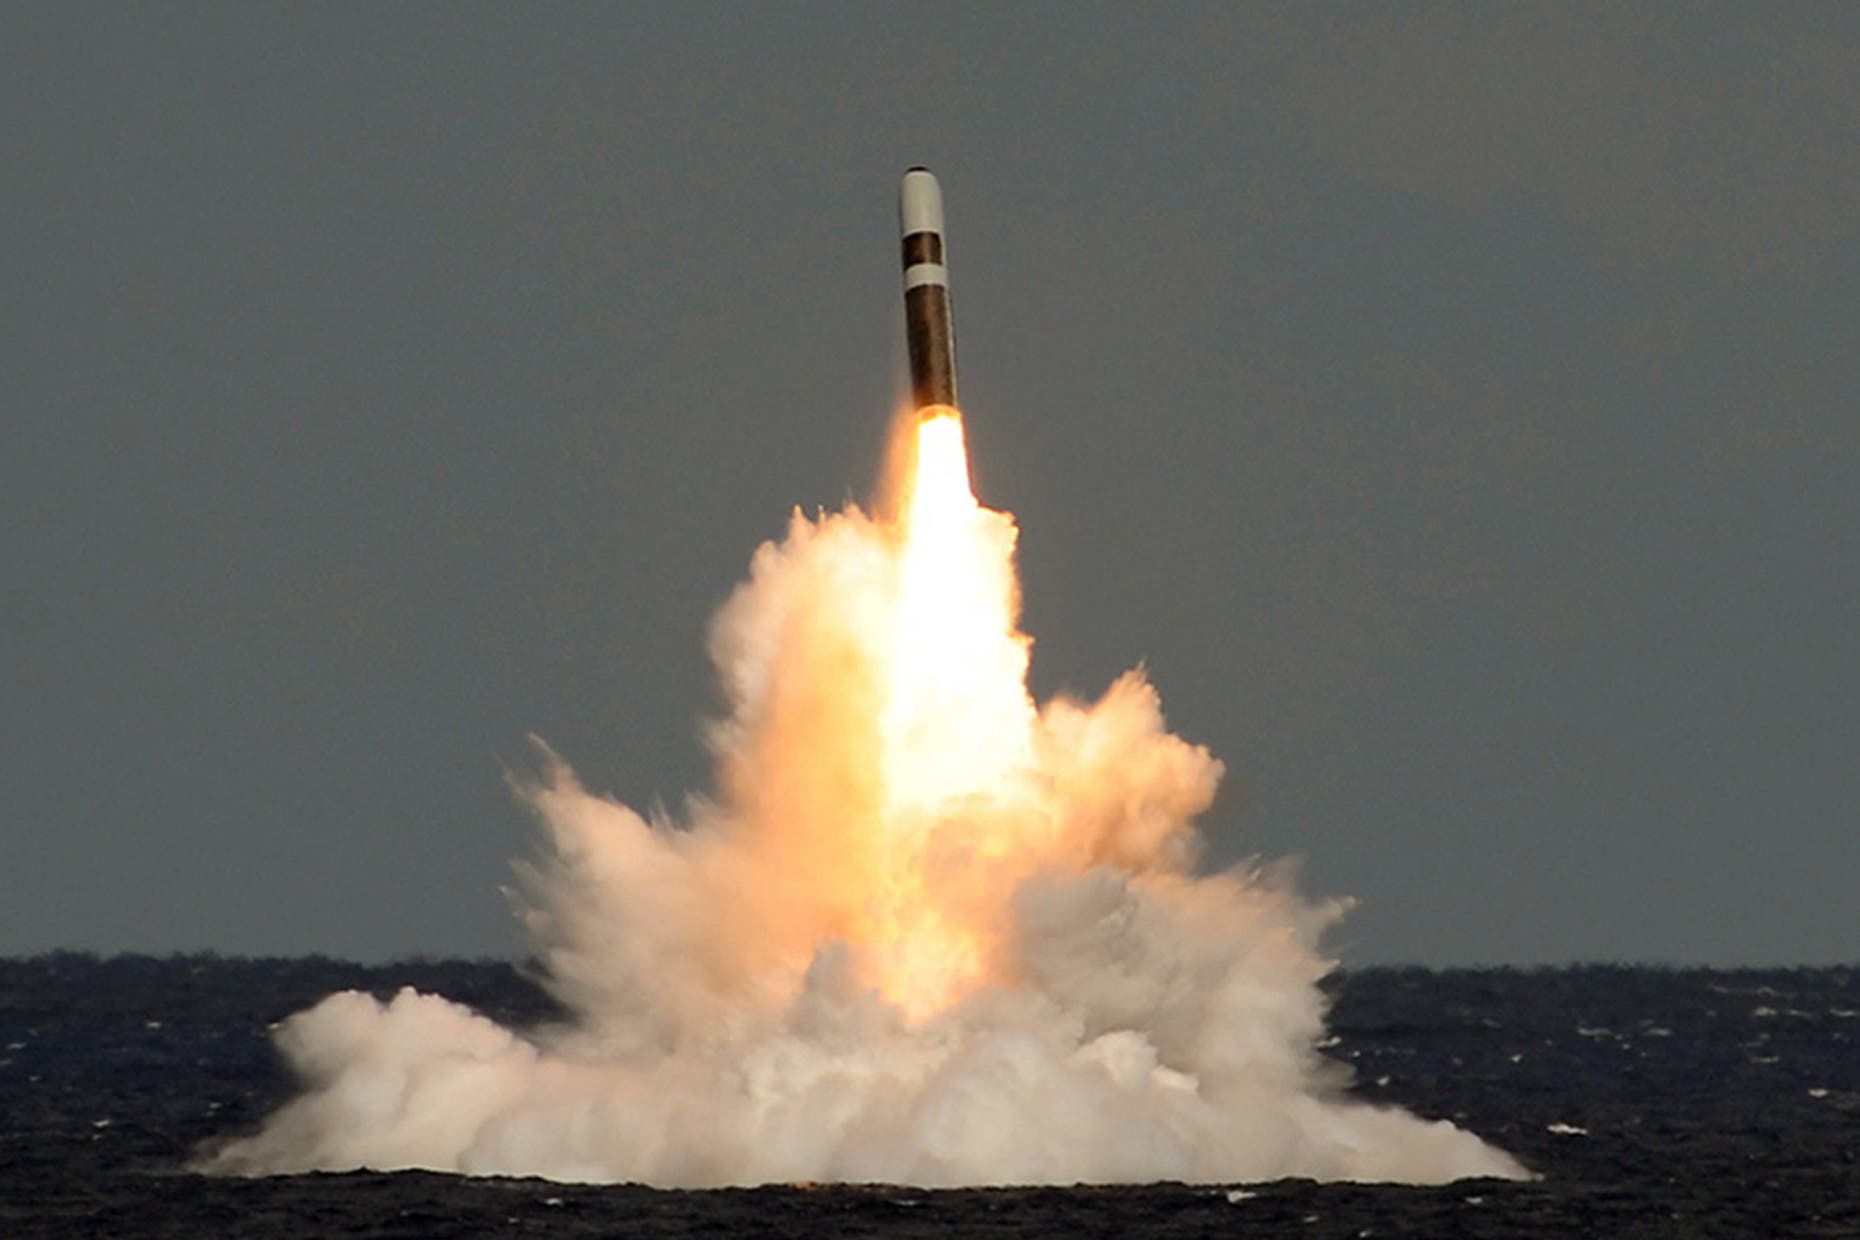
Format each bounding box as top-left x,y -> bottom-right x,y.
202,427 -> 1526,1186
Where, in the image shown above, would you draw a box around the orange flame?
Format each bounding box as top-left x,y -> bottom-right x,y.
847,407 -> 1040,1017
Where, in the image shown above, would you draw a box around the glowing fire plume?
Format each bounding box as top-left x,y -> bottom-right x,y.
861,407 -> 1040,1017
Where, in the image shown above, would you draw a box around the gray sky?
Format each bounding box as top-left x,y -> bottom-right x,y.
5,4 -> 1855,965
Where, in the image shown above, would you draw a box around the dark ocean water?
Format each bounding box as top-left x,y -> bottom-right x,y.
3,956 -> 1855,1238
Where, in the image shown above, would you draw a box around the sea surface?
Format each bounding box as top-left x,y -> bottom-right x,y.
4,956 -> 1855,1237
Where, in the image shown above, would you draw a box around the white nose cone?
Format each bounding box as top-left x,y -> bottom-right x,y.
900,167 -> 945,237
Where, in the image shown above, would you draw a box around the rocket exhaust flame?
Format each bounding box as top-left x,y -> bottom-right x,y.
198,172 -> 1526,1187
872,409 -> 1031,1017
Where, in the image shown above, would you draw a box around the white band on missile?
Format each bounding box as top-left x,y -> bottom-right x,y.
903,262 -> 948,290
899,170 -> 945,236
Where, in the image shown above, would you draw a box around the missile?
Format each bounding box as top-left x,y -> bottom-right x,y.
899,167 -> 959,418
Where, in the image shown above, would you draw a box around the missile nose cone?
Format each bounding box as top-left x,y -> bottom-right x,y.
900,168 -> 945,237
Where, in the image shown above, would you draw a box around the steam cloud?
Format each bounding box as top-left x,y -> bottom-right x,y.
202,483 -> 1526,1186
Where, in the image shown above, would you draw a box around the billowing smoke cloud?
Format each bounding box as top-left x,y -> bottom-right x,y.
201,440 -> 1525,1186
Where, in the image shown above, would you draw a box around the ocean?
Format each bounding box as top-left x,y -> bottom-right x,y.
5,956 -> 1854,1237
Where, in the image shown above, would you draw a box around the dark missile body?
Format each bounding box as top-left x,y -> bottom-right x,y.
899,167 -> 958,414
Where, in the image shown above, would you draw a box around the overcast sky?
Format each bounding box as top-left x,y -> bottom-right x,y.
6,4 -> 1855,965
